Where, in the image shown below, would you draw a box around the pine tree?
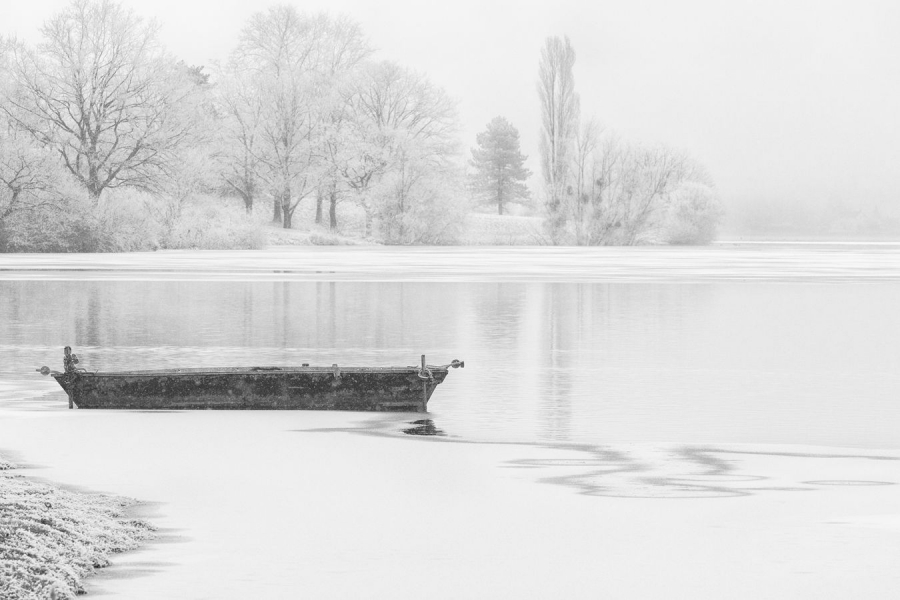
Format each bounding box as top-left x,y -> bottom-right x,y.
469,116 -> 531,215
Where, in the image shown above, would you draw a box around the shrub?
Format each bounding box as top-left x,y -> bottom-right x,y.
0,189 -> 266,252
663,182 -> 723,245
0,191 -> 120,253
373,171 -> 469,245
163,197 -> 266,249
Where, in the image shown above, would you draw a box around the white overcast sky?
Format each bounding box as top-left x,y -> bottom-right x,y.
3,0 -> 899,210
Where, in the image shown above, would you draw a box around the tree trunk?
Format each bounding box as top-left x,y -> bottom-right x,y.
241,191 -> 253,214
315,189 -> 323,224
2,190 -> 20,221
272,196 -> 282,224
88,184 -> 102,207
329,190 -> 338,230
281,186 -> 292,229
397,190 -> 405,242
86,164 -> 103,206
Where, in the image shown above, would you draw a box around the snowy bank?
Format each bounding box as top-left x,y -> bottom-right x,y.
0,457 -> 154,600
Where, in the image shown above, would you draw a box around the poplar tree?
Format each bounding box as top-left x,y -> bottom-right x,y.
537,36 -> 579,241
469,116 -> 531,215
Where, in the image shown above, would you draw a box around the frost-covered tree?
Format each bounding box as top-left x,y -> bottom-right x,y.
213,67 -> 264,213
0,122 -> 59,227
469,116 -> 531,215
231,7 -> 370,228
0,42 -> 69,238
3,0 -> 199,203
576,133 -> 714,245
346,61 -> 461,242
537,36 -> 579,241
315,55 -> 377,231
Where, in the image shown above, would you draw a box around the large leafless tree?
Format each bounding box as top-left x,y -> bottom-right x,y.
3,0 -> 198,204
232,7 -> 370,229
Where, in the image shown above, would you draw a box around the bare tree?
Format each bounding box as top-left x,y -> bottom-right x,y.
0,124 -> 60,227
347,60 -> 458,240
0,42 -> 68,234
3,0 -> 198,204
583,140 -> 694,245
571,119 -> 600,243
617,146 -> 690,244
234,7 -> 370,229
353,62 -> 457,146
537,36 -> 580,242
314,45 -> 377,231
585,132 -> 626,244
213,67 -> 264,213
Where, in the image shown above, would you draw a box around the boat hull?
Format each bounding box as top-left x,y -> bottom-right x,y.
52,367 -> 449,412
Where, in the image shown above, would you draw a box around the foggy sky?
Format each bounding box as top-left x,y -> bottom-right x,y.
3,0 -> 899,213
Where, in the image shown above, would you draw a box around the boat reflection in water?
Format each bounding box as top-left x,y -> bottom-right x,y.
402,419 -> 446,436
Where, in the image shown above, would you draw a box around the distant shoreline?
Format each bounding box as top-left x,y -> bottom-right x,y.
2,244 -> 899,286
717,236 -> 900,244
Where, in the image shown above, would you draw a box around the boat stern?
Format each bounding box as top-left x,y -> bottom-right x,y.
37,346 -> 80,408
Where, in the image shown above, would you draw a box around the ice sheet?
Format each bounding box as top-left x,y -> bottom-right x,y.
1,397 -> 898,599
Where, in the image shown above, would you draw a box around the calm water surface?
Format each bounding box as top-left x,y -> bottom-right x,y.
3,243 -> 899,449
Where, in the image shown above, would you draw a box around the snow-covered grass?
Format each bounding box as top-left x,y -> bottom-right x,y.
0,457 -> 154,600
459,213 -> 548,245
264,223 -> 372,246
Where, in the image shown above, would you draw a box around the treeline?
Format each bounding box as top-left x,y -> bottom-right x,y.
0,0 -> 463,251
0,1 -> 721,252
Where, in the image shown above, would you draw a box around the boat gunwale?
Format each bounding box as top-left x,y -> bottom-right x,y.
66,366 -> 451,377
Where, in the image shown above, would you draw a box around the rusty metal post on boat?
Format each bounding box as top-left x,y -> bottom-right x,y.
421,355 -> 427,408
63,346 -> 74,409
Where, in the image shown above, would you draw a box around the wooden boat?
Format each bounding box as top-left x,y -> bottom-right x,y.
38,347 -> 464,412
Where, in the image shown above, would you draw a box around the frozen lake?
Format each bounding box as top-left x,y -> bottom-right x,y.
2,243 -> 900,598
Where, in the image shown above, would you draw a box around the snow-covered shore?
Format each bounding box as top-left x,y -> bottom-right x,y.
0,456 -> 154,599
